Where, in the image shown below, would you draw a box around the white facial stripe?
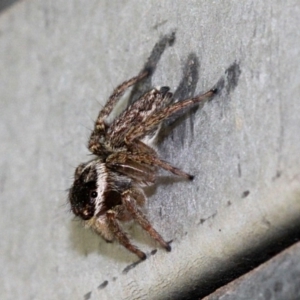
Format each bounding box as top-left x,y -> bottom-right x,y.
94,163 -> 108,215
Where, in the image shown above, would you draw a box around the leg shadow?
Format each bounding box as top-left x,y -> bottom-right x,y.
128,31 -> 176,104
158,60 -> 242,147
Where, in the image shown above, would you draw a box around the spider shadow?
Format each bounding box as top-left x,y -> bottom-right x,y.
68,28 -> 242,261
155,58 -> 242,148
157,52 -> 202,147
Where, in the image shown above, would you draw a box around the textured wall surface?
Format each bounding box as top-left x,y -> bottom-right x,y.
1,1 -> 300,300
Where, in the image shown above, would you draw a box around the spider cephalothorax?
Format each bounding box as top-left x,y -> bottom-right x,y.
69,70 -> 216,260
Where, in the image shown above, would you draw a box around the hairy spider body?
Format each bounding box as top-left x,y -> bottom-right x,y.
69,70 -> 215,260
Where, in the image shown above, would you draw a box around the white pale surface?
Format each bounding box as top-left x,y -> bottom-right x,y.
0,1 -> 300,300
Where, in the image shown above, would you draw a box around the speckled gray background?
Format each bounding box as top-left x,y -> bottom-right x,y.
1,1 -> 300,299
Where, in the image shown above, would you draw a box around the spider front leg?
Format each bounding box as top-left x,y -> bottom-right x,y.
122,189 -> 171,252
106,209 -> 147,260
88,70 -> 149,155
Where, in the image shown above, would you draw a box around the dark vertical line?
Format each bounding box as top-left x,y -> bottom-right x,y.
0,0 -> 19,13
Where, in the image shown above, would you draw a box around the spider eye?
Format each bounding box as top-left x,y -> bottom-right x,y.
90,191 -> 98,198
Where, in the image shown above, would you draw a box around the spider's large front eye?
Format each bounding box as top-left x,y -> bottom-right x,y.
90,191 -> 98,198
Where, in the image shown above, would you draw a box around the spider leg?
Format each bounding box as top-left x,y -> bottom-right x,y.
106,209 -> 147,260
88,70 -> 149,154
107,159 -> 157,186
122,189 -> 171,252
148,155 -> 194,180
96,70 -> 149,125
106,87 -> 173,148
107,152 -> 193,180
125,89 -> 216,143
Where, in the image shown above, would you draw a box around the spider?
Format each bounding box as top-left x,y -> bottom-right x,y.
69,69 -> 216,260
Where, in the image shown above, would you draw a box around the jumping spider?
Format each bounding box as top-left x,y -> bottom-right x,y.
69,69 -> 216,260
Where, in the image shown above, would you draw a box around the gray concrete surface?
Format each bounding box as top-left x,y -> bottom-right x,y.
0,1 -> 300,300
204,241 -> 300,300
